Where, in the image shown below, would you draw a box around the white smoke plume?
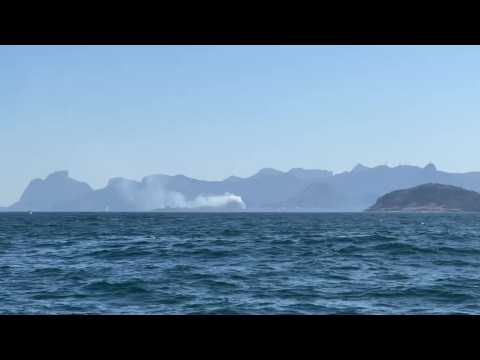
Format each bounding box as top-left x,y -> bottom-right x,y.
145,190 -> 246,210
112,178 -> 246,211
188,193 -> 246,209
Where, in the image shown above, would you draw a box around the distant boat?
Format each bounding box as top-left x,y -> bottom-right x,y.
105,205 -> 110,212
29,211 -> 33,215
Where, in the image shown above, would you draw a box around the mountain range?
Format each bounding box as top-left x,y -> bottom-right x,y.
4,163 -> 480,212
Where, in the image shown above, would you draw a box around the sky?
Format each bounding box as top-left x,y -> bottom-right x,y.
1,45 -> 480,205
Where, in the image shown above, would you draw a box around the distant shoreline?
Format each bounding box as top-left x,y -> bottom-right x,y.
365,207 -> 465,213
1,210 -> 479,215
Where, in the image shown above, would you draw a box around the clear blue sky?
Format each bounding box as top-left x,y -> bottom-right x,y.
1,45 -> 480,205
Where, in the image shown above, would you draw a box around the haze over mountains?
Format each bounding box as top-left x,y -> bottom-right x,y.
4,163 -> 480,212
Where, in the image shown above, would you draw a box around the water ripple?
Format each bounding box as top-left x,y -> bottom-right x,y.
1,212 -> 480,314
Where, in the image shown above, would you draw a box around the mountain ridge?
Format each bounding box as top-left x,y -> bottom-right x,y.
6,163 -> 480,212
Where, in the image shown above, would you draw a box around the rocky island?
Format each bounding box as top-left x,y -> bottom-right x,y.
367,183 -> 480,212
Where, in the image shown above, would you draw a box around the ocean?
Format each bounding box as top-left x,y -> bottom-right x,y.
0,212 -> 479,314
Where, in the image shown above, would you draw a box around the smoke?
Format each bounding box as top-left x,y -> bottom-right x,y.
188,193 -> 246,209
145,190 -> 246,210
112,178 -> 246,210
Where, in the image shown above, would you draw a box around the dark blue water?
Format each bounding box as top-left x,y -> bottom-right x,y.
1,212 -> 480,314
